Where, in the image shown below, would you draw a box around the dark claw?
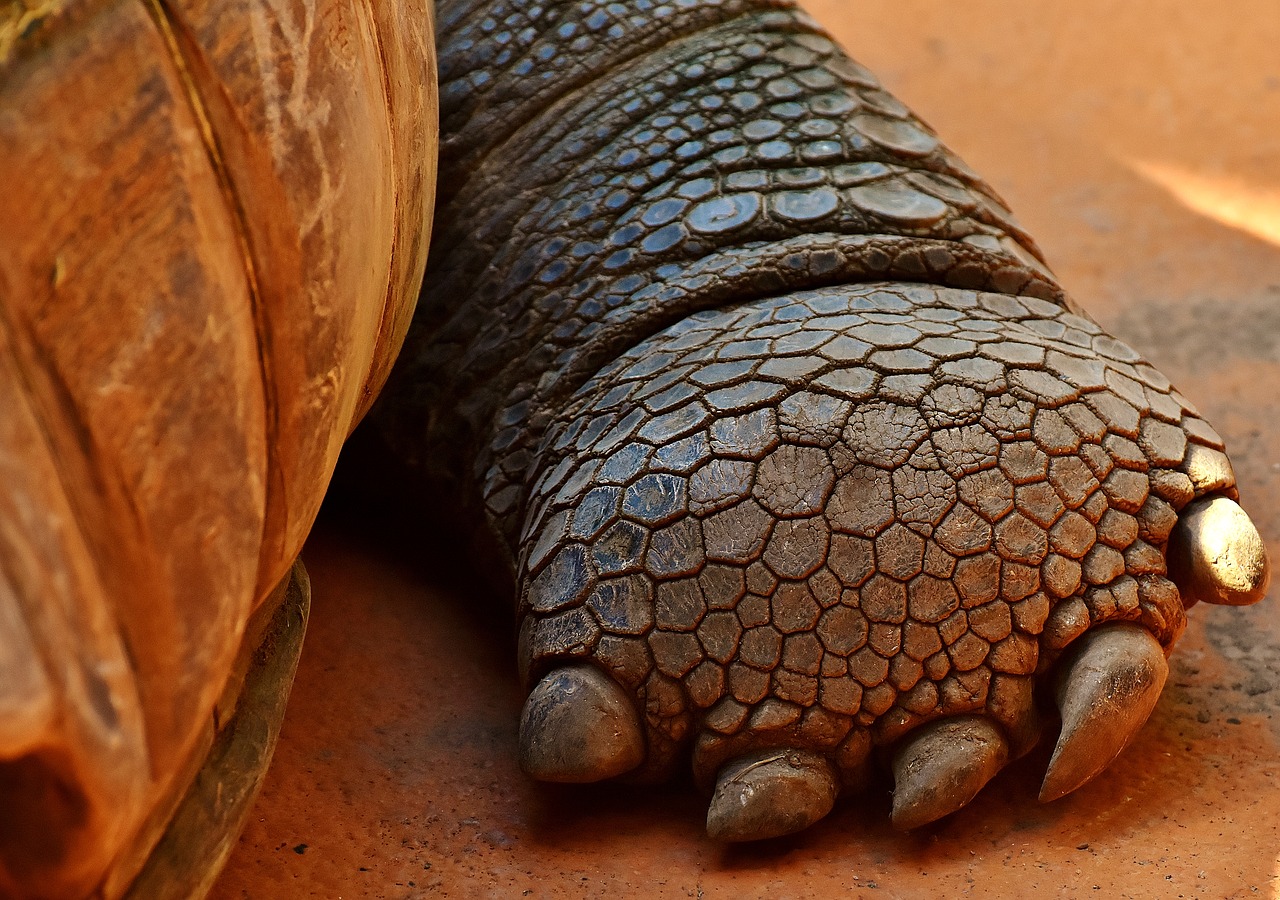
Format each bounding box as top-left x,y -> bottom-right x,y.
1167,495 -> 1270,607
1040,623 -> 1168,802
518,664 -> 644,782
706,749 -> 838,842
890,716 -> 1009,830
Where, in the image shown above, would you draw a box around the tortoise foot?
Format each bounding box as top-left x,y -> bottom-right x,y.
508,284 -> 1269,839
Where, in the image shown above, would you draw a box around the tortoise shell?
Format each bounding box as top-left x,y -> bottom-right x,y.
0,1 -> 435,895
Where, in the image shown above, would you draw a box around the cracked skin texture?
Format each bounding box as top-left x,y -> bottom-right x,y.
375,0 -> 1257,824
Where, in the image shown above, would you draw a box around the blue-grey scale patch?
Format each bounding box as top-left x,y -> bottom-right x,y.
868,347 -> 938,372
642,380 -> 701,414
529,605 -> 599,657
676,177 -> 717,199
830,160 -> 892,185
813,367 -> 878,399
770,187 -> 840,222
689,458 -> 755,512
846,180 -> 949,225
742,118 -> 784,140
818,335 -> 873,363
637,401 -> 710,443
690,358 -> 758,387
598,442 -> 651,483
771,329 -> 835,356
588,575 -> 655,635
570,486 -> 622,541
555,460 -> 604,509
801,140 -> 843,163
592,519 -> 650,574
652,431 -> 712,473
917,336 -> 979,358
527,544 -> 594,613
759,356 -> 826,380
646,518 -> 706,578
641,223 -> 689,253
756,139 -> 793,160
523,507 -> 571,571
704,380 -> 788,412
776,163 -> 826,185
725,170 -> 768,190
717,338 -> 772,361
748,321 -> 804,340
591,407 -> 647,455
622,472 -> 689,526
849,322 -> 922,348
685,193 -> 762,234
532,454 -> 575,499
708,408 -> 778,459
852,114 -> 939,157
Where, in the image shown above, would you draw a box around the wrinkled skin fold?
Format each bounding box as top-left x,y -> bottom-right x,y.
375,0 -> 1270,841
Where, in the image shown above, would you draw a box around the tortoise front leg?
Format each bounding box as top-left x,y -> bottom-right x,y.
376,0 -> 1268,840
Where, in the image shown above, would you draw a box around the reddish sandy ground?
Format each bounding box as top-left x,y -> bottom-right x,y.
212,2 -> 1280,897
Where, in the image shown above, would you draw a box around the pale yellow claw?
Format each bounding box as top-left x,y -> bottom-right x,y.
1168,495 -> 1270,607
1040,624 -> 1168,802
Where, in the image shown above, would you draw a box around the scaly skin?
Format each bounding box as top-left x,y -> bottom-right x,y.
375,0 -> 1268,837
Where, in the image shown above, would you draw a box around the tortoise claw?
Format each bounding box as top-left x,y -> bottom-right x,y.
1167,495 -> 1270,607
706,749 -> 838,842
518,665 -> 644,782
1040,623 -> 1168,802
890,716 -> 1009,830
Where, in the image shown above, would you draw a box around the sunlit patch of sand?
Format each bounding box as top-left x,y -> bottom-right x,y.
1126,158 -> 1280,249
